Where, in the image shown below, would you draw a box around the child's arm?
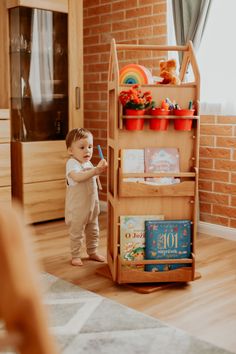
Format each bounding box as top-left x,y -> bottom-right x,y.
68,161 -> 107,183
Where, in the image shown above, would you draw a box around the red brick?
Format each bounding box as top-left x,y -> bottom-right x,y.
83,0 -> 98,8
112,19 -> 137,31
200,213 -> 229,227
200,125 -> 233,136
88,4 -> 111,16
153,2 -> 167,13
140,13 -> 166,25
216,137 -> 236,148
199,169 -> 229,182
153,25 -> 167,36
217,116 -> 236,124
84,16 -> 100,27
214,182 -> 236,195
232,173 -> 236,183
213,205 -> 236,218
126,7 -> 152,19
199,159 -> 213,169
199,202 -> 211,213
200,136 -> 214,146
230,219 -> 236,228
112,0 -> 137,12
199,147 -> 230,159
231,196 -> 236,207
215,160 -> 236,171
200,115 -> 216,124
199,191 -> 229,205
199,180 -> 213,191
101,11 -> 124,23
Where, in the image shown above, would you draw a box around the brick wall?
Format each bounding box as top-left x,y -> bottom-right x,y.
83,0 -> 167,200
199,115 -> 236,228
83,0 -> 236,229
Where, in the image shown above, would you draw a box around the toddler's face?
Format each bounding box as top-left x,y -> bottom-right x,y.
69,135 -> 93,163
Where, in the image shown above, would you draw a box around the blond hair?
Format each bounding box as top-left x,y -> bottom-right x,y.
65,128 -> 92,149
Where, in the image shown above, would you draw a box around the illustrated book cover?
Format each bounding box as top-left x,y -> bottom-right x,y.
144,147 -> 180,185
121,149 -> 144,182
120,214 -> 164,270
145,220 -> 191,272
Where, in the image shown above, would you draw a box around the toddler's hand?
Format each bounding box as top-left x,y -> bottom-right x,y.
95,159 -> 107,175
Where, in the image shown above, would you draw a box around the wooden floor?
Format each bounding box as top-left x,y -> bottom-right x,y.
33,212 -> 236,353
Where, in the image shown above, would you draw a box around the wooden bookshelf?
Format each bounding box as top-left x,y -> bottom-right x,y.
106,39 -> 200,285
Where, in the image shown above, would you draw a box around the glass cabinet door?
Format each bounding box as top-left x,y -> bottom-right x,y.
9,6 -> 68,141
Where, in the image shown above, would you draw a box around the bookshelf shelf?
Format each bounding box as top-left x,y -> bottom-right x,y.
107,39 -> 200,286
123,115 -> 199,119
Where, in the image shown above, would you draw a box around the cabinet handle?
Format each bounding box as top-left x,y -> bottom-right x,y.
75,86 -> 80,110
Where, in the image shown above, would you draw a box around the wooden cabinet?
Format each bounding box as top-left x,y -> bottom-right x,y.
107,40 -> 200,284
0,109 -> 11,205
4,0 -> 83,222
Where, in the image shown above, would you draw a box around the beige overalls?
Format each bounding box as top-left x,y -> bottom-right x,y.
65,174 -> 100,259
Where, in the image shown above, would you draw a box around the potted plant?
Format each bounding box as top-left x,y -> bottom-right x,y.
119,84 -> 152,130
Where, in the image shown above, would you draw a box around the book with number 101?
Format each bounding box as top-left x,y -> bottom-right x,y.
145,220 -> 192,272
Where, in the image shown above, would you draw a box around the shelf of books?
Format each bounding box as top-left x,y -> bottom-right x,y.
107,39 -> 200,284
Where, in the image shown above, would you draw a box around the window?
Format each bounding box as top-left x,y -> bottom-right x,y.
168,0 -> 236,115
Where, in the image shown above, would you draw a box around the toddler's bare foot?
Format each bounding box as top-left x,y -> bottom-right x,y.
89,253 -> 105,262
71,258 -> 83,266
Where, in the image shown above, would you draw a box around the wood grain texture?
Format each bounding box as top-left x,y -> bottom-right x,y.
0,186 -> 11,204
68,0 -> 83,129
6,0 -> 68,12
21,141 -> 68,183
0,120 -> 10,143
33,213 -> 236,354
23,179 -> 66,223
0,144 -> 11,186
0,1 -> 10,108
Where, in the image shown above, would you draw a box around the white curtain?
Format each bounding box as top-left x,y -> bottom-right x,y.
168,0 -> 236,116
29,9 -> 53,108
197,0 -> 236,115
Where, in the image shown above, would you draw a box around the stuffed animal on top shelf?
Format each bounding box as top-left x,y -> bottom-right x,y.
159,59 -> 181,85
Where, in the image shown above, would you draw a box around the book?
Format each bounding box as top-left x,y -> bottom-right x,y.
120,214 -> 164,270
121,149 -> 144,182
144,147 -> 180,185
145,220 -> 191,272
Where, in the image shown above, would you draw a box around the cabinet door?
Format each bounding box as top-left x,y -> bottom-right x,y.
9,6 -> 69,142
23,179 -> 66,223
68,0 -> 83,129
22,141 -> 67,183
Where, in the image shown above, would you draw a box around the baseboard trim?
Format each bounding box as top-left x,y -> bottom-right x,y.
198,221 -> 236,241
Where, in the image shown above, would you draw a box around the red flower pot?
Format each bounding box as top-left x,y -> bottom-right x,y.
125,109 -> 145,130
149,118 -> 169,130
149,108 -> 169,130
173,109 -> 194,131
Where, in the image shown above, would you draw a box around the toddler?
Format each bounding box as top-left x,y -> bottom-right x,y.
65,128 -> 107,266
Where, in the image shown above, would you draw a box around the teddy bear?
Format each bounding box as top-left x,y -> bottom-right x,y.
159,59 -> 181,85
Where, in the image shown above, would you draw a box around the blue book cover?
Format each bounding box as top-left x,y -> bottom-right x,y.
145,220 -> 191,272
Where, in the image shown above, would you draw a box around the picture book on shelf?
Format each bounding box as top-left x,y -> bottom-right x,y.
120,214 -> 164,270
145,219 -> 191,272
144,147 -> 180,185
121,149 -> 144,182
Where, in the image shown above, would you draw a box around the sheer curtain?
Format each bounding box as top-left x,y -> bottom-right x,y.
197,0 -> 236,115
29,9 -> 53,108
